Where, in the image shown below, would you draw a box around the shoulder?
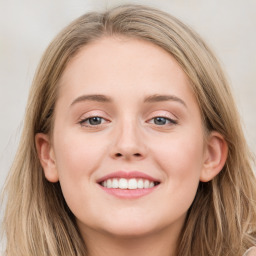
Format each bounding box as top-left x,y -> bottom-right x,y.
244,247 -> 256,256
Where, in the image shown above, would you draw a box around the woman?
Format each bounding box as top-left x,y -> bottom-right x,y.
2,4 -> 256,256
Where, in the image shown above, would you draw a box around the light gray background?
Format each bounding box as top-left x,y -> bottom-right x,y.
0,0 -> 256,194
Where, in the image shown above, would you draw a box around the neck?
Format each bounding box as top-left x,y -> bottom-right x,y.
80,224 -> 182,256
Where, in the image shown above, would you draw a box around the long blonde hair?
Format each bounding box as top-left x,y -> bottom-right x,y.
2,4 -> 256,256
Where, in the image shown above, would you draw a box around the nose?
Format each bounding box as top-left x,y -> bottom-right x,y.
109,120 -> 147,161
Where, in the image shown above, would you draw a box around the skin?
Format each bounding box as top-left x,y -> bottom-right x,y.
36,37 -> 227,256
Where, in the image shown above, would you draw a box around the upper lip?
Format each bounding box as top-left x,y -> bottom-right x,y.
97,171 -> 160,184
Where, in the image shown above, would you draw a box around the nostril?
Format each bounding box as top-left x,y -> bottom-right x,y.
114,152 -> 142,158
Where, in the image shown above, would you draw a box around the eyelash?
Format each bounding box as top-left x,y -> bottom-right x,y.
78,115 -> 177,128
78,116 -> 109,127
148,116 -> 178,126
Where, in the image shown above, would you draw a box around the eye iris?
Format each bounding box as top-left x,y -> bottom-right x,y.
89,117 -> 102,125
154,117 -> 167,125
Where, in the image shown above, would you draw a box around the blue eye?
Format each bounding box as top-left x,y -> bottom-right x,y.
149,117 -> 177,126
154,117 -> 168,125
88,117 -> 103,125
79,116 -> 106,126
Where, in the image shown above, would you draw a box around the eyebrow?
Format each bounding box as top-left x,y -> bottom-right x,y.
144,94 -> 187,108
70,93 -> 187,108
70,94 -> 112,106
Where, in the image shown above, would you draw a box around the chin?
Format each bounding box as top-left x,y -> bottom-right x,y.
103,224 -> 158,238
96,216 -> 166,238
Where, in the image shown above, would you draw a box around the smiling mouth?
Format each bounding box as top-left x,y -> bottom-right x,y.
97,171 -> 161,198
100,178 -> 160,189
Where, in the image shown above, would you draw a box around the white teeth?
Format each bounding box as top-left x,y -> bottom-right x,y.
112,178 -> 119,188
137,179 -> 144,188
107,179 -> 112,188
144,180 -> 150,189
119,178 -> 128,189
128,178 -> 137,189
149,181 -> 154,188
101,178 -> 158,189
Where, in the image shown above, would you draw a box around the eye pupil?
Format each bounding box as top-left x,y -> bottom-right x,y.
154,117 -> 167,125
89,117 -> 102,125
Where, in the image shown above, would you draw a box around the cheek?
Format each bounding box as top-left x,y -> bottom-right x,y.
151,131 -> 204,191
53,130 -> 107,183
52,131 -> 109,215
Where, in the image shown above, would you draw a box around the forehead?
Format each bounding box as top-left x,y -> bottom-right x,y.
57,36 -> 195,106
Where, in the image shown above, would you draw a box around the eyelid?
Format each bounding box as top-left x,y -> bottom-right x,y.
146,110 -> 178,120
147,117 -> 177,125
79,117 -> 109,127
78,110 -> 110,120
146,110 -> 178,126
77,110 -> 111,126
76,110 -> 178,128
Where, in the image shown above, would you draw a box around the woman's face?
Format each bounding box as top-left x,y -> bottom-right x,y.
43,37 -> 211,239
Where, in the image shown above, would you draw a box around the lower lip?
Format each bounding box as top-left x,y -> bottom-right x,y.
98,185 -> 158,199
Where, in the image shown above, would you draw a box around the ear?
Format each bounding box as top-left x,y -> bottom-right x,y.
35,133 -> 59,183
200,131 -> 228,182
